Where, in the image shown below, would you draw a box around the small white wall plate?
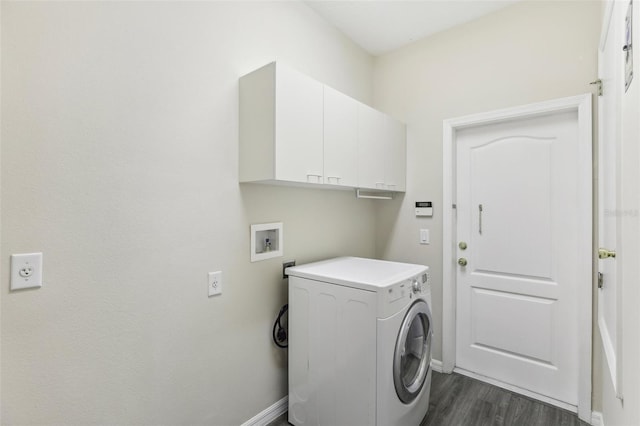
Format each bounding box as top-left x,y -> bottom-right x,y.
10,252 -> 43,290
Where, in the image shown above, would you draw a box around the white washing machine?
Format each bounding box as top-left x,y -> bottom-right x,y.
286,257 -> 432,426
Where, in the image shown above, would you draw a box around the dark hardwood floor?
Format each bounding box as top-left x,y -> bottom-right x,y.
422,372 -> 589,426
267,371 -> 590,426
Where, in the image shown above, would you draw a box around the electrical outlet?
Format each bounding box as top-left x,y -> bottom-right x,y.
208,271 -> 222,297
11,252 -> 43,290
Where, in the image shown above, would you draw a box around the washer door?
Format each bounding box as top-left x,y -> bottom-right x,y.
393,300 -> 433,404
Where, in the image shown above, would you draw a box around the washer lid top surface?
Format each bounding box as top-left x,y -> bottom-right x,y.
286,257 -> 428,291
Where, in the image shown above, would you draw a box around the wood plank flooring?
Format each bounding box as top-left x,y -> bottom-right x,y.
422,372 -> 590,426
266,371 -> 590,426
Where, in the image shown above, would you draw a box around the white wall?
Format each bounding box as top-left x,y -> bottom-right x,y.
1,2 -> 375,424
372,0 -> 602,407
601,0 -> 640,424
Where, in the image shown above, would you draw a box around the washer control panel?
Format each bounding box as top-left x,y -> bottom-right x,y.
386,272 -> 430,302
410,272 -> 430,295
379,267 -> 430,318
386,281 -> 409,303
411,279 -> 421,293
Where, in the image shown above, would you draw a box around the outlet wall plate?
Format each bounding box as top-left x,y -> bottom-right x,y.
10,252 -> 43,290
208,271 -> 222,297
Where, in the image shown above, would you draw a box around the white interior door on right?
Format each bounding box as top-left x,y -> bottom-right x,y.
597,0 -> 623,398
455,110 -> 584,407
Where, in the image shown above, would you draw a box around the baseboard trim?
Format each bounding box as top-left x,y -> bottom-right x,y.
591,411 -> 604,426
241,396 -> 288,426
431,359 -> 444,373
453,367 -> 577,413
249,377 -> 604,426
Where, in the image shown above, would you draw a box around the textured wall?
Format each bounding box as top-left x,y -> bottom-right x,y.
1,2 -> 374,424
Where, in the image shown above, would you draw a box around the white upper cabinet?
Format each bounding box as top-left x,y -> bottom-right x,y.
357,104 -> 387,190
240,62 -> 406,193
239,62 -> 323,184
323,85 -> 358,187
275,65 -> 324,183
384,116 -> 407,192
357,105 -> 406,191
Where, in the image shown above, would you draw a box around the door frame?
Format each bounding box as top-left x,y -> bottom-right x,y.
441,94 -> 593,421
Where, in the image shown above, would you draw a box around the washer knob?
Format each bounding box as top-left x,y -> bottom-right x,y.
412,279 -> 421,294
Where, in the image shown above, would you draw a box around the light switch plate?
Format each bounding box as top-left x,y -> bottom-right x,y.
420,229 -> 430,245
10,252 -> 43,290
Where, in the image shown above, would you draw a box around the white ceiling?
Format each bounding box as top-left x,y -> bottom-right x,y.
305,0 -> 520,56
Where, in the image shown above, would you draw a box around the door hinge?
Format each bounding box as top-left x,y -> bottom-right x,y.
452,204 -> 457,209
590,79 -> 603,96
598,272 -> 604,289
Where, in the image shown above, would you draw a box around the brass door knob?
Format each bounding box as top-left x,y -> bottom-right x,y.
598,248 -> 616,259
458,258 -> 468,266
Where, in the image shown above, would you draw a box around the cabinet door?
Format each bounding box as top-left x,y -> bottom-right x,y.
385,117 -> 407,192
323,86 -> 358,187
275,65 -> 324,183
357,104 -> 386,190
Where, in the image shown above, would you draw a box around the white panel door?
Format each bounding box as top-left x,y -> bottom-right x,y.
323,86 -> 358,187
597,0 -> 623,398
275,65 -> 324,183
357,104 -> 386,190
455,111 -> 581,406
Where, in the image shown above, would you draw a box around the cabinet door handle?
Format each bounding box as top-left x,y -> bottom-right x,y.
306,174 -> 322,183
375,182 -> 385,189
326,176 -> 341,183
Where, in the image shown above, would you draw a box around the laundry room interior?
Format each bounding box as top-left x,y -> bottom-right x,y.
2,1 -> 639,425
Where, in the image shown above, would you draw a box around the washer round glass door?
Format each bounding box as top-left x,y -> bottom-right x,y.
393,300 -> 432,404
